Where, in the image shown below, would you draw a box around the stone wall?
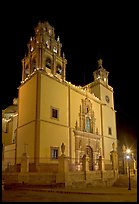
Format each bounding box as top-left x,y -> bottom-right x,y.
3,172 -> 56,185
64,170 -> 117,187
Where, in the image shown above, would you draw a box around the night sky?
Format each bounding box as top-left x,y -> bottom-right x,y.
2,1 -> 137,156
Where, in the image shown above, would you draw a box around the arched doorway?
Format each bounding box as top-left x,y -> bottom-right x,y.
86,145 -> 93,170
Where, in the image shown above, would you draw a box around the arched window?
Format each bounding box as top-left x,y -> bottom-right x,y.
46,58 -> 51,69
85,117 -> 91,132
56,64 -> 62,75
25,65 -> 29,77
32,58 -> 36,71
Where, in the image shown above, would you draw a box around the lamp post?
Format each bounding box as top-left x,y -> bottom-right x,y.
126,149 -> 131,190
122,144 -> 126,174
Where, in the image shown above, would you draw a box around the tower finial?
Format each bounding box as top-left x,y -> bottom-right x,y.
97,58 -> 103,68
57,36 -> 60,42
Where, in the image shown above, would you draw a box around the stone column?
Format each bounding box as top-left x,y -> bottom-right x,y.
110,142 -> 118,172
56,154 -> 69,185
99,156 -> 105,171
58,154 -> 69,173
82,154 -> 89,172
21,153 -> 29,173
18,153 -> 29,184
110,151 -> 118,171
82,154 -> 90,180
56,143 -> 70,186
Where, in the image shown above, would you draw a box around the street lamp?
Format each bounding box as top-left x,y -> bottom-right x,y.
126,149 -> 131,190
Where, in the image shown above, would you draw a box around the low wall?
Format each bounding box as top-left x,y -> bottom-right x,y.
56,170 -> 118,187
69,170 -> 117,187
3,170 -> 118,187
3,172 -> 56,185
36,163 -> 58,173
3,172 -> 19,184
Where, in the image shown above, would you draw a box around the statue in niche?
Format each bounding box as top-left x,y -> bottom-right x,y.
112,142 -> 116,151
98,147 -> 101,156
75,120 -> 78,130
79,139 -> 82,149
61,142 -> 65,155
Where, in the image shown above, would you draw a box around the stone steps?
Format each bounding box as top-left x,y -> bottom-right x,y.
113,175 -> 137,188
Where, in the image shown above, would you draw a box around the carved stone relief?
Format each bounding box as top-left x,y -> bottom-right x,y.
74,98 -> 101,171
78,98 -> 96,133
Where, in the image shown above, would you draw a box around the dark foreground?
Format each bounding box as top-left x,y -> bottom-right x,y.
2,175 -> 137,202
2,186 -> 137,202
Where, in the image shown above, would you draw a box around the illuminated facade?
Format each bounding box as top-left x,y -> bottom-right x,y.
3,21 -> 118,173
2,98 -> 18,145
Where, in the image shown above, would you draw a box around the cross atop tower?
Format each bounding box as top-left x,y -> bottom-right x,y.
97,58 -> 103,68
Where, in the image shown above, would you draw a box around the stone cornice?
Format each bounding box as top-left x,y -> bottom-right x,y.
73,129 -> 101,139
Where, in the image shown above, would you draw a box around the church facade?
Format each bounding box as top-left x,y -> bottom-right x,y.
15,21 -> 118,173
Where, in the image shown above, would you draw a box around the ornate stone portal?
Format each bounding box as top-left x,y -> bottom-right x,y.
74,98 -> 101,171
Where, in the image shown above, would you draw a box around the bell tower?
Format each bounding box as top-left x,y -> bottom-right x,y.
17,21 -> 67,169
84,59 -> 114,109
84,59 -> 117,160
21,21 -> 67,82
93,58 -> 109,86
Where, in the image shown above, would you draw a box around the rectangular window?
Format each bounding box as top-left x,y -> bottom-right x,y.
51,147 -> 58,159
108,127 -> 112,135
51,107 -> 59,120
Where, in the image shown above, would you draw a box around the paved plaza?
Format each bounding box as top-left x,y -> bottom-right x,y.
2,174 -> 137,202
2,186 -> 137,202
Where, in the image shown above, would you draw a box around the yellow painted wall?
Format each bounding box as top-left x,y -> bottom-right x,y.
92,83 -> 114,108
102,105 -> 117,139
70,89 -> 83,128
18,74 -> 37,127
2,121 -> 13,145
16,122 -> 35,163
17,74 -> 37,163
39,74 -> 69,159
102,105 -> 117,160
3,144 -> 16,168
91,82 -> 117,160
39,121 -> 69,162
100,84 -> 114,108
91,85 -> 100,99
40,74 -> 68,127
103,137 -> 115,161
